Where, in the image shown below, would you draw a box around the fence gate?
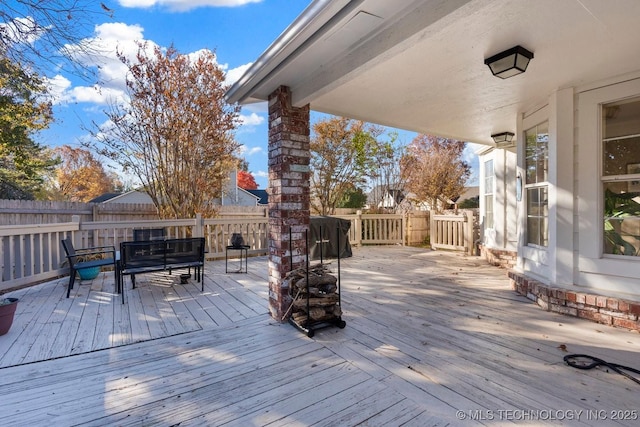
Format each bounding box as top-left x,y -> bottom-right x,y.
430,210 -> 477,254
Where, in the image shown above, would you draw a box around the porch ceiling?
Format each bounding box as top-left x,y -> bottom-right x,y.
226,0 -> 640,145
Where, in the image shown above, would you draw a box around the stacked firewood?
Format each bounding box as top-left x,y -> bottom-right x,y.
286,263 -> 342,325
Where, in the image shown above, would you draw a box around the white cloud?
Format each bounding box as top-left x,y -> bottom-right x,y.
0,16 -> 44,46
463,143 -> 482,164
243,102 -> 268,114
246,146 -> 263,155
254,170 -> 268,178
117,0 -> 262,12
463,143 -> 481,186
45,75 -> 72,103
72,86 -> 127,105
224,62 -> 252,86
54,22 -> 160,106
239,112 -> 264,127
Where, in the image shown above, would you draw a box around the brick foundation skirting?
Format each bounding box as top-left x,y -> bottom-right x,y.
480,246 -> 517,269
508,271 -> 640,331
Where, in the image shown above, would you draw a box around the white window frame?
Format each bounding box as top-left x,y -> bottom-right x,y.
601,96 -> 640,257
484,159 -> 494,230
524,121 -> 549,247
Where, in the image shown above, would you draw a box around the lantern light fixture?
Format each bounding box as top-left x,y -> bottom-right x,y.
484,45 -> 534,79
491,131 -> 515,148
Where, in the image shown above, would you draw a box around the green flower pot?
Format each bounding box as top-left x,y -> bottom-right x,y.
78,266 -> 101,280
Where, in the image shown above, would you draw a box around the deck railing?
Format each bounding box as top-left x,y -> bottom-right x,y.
0,214 -> 270,292
0,213 -> 414,292
336,213 -> 405,246
430,210 -> 477,254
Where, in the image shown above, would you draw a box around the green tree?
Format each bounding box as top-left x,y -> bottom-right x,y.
337,185 -> 367,209
310,117 -> 383,215
0,54 -> 57,199
400,134 -> 470,213
367,132 -> 408,213
458,196 -> 479,209
93,43 -> 241,218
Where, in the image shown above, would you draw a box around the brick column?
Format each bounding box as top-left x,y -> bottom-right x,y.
267,86 -> 310,320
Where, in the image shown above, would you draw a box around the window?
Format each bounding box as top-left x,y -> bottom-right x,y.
484,159 -> 494,229
602,96 -> 640,256
525,122 -> 549,246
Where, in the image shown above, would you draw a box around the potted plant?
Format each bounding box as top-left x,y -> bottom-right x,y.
61,252 -> 105,281
0,297 -> 19,336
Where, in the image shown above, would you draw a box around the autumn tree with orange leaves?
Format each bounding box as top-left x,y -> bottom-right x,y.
93,43 -> 240,218
400,134 -> 470,213
237,170 -> 258,190
50,145 -> 120,202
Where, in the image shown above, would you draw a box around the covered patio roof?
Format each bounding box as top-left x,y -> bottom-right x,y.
226,0 -> 640,145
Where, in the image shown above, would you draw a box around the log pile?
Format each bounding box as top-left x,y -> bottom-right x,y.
286,263 -> 342,325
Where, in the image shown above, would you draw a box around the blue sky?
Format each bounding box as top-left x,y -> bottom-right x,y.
32,0 -> 478,189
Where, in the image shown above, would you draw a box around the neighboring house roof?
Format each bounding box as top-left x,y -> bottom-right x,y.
246,189 -> 269,205
91,190 -> 154,204
223,186 -> 261,206
367,185 -> 405,207
88,193 -> 121,203
226,0 -> 640,147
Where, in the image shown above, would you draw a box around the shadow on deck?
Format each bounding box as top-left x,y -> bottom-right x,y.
1,246 -> 639,426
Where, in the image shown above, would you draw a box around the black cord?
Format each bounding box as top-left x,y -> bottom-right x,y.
564,354 -> 640,386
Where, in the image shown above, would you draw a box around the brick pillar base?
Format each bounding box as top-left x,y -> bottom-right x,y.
267,86 -> 310,321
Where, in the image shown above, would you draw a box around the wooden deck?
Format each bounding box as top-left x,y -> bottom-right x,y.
0,246 -> 639,426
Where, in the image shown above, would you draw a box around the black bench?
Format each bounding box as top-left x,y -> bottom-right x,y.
133,228 -> 166,241
118,238 -> 205,302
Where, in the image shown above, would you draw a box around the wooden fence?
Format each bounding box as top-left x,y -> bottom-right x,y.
0,199 -> 267,225
337,213 -> 405,246
430,210 -> 478,254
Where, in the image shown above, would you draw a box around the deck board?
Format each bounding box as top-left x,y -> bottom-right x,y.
1,247 -> 639,426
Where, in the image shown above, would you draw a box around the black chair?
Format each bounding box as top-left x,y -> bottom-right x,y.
61,237 -> 117,298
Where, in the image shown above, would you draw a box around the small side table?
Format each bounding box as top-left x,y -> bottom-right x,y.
115,251 -> 124,304
225,245 -> 250,273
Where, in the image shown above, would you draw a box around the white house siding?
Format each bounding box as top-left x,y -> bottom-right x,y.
479,147 -> 517,254
575,75 -> 640,298
511,74 -> 640,299
516,93 -> 576,289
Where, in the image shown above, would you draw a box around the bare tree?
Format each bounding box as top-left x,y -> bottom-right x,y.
0,1 -> 112,76
310,117 -> 383,215
92,43 -> 241,218
400,134 -> 470,213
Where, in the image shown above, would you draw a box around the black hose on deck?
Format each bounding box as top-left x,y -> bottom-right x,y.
564,354 -> 640,386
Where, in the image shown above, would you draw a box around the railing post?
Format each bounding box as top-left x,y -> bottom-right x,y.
194,213 -> 204,238
429,213 -> 436,249
71,215 -> 81,247
465,210 -> 474,255
355,210 -> 363,247
402,212 -> 407,246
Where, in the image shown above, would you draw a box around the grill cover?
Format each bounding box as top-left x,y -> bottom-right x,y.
309,216 -> 352,260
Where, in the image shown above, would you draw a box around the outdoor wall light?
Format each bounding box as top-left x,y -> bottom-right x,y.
484,45 -> 534,79
491,131 -> 515,146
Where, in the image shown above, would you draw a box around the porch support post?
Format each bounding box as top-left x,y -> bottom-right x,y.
267,85 -> 310,320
